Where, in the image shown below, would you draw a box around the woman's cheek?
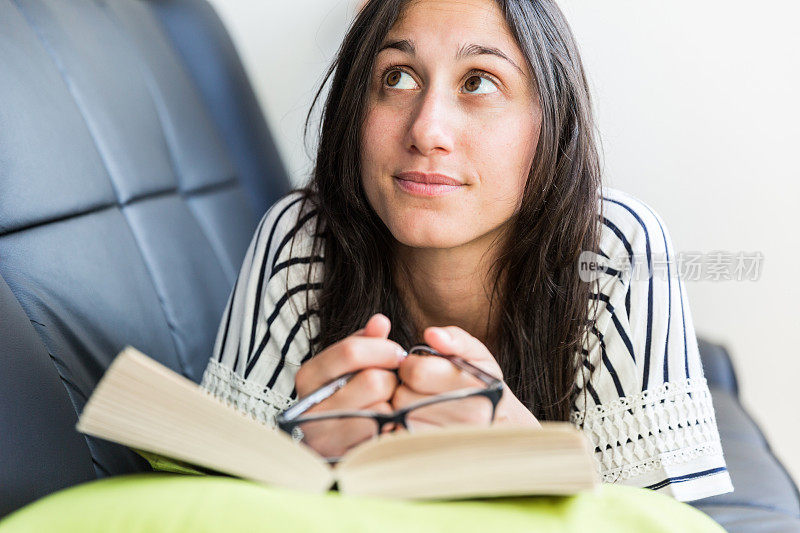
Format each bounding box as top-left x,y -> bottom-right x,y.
362,106 -> 405,158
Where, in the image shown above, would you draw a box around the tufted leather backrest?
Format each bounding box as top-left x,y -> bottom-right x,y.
0,0 -> 290,514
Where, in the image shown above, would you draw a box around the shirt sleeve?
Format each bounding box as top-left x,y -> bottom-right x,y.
571,187 -> 734,502
200,191 -> 323,429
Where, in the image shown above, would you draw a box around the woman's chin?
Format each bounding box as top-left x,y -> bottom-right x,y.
389,227 -> 467,250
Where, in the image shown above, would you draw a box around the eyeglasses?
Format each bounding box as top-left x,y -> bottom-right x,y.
276,344 -> 503,464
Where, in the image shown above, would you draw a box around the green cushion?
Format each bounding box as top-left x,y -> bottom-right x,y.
0,474 -> 724,533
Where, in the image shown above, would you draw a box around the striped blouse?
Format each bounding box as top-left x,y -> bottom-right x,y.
200,186 -> 734,503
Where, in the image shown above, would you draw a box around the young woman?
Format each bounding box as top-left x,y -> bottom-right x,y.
201,0 -> 733,502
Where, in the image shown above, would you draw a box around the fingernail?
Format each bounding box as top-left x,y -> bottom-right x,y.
434,328 -> 451,343
396,346 -> 408,361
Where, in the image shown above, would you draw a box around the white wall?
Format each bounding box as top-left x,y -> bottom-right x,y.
208,0 -> 800,483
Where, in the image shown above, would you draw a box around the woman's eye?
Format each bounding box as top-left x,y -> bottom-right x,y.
462,74 -> 499,95
384,69 -> 418,90
382,68 -> 498,95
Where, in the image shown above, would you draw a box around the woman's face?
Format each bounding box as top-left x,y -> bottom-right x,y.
361,0 -> 541,251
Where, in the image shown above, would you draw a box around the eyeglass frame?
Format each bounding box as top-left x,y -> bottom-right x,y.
276,344 -> 504,462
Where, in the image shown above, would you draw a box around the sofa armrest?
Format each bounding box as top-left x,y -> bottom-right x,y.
698,337 -> 740,396
0,275 -> 95,518
692,338 -> 800,532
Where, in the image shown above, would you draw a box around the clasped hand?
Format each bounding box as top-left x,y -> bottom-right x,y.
293,313 -> 540,458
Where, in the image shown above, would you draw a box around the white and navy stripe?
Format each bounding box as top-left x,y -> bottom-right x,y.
205,191 -> 323,411
573,187 -> 732,502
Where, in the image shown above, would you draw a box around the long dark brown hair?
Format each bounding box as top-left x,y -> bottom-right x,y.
289,0 -> 602,422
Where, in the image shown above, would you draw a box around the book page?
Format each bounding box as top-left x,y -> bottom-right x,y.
335,423 -> 599,499
77,347 -> 333,493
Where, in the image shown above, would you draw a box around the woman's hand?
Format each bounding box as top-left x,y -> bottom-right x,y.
293,313 -> 406,459
391,326 -> 541,430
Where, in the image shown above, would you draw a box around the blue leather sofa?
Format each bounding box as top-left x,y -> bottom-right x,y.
1,1 -> 798,531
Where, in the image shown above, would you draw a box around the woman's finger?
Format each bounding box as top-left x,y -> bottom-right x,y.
295,336 -> 406,397
358,313 -> 391,338
397,353 -> 483,395
307,368 -> 398,413
422,326 -> 503,380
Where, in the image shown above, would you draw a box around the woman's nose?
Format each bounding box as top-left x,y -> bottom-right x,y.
407,87 -> 456,157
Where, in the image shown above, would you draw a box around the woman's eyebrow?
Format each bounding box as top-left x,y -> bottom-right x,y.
378,38 -> 524,76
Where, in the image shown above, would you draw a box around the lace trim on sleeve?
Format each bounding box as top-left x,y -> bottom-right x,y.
201,359 -> 299,438
571,377 -> 725,483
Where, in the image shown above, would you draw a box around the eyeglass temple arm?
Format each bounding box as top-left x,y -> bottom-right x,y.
279,371 -> 356,420
448,356 -> 502,386
406,344 -> 501,387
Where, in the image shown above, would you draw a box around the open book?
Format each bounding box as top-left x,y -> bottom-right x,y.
76,346 -> 600,500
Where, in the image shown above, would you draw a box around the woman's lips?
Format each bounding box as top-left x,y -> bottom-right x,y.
393,173 -> 464,197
